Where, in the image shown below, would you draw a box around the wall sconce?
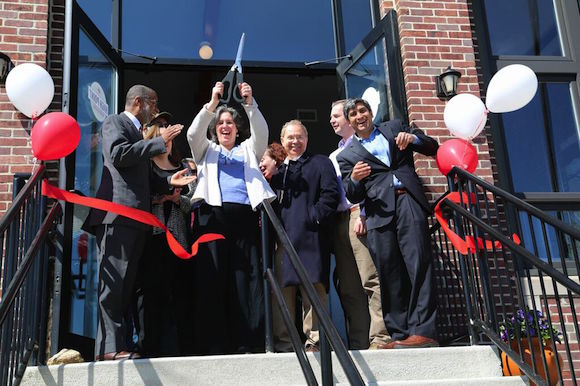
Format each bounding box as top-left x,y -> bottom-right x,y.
0,52 -> 14,84
436,65 -> 461,98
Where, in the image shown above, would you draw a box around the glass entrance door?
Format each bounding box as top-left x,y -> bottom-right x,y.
56,2 -> 124,359
336,11 -> 407,123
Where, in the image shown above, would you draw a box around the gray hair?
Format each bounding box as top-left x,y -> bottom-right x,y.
280,119 -> 308,139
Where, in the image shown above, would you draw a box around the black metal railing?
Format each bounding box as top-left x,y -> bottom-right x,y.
259,200 -> 365,386
0,164 -> 62,386
431,166 -> 580,386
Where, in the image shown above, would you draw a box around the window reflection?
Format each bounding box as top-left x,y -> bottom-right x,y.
77,0 -> 112,43
518,210 -> 580,264
502,82 -> 579,193
345,37 -> 390,123
484,0 -> 562,56
341,0 -> 373,53
122,0 -> 335,62
70,29 -> 116,339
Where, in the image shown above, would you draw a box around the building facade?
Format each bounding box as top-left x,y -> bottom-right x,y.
1,0 -> 579,378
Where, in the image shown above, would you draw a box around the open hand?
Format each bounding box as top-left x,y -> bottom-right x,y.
170,169 -> 196,187
351,161 -> 371,182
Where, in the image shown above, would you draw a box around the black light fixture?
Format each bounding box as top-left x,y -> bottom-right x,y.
436,65 -> 461,98
0,52 -> 14,84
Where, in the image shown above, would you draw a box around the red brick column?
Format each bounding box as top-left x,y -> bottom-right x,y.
0,0 -> 51,213
381,0 -> 493,203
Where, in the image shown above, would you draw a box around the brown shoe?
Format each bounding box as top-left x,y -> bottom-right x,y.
393,335 -> 439,349
95,351 -> 142,361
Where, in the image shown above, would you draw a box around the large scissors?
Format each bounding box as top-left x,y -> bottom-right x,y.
219,33 -> 245,105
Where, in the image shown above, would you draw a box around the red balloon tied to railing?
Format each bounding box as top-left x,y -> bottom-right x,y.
31,112 -> 81,160
436,138 -> 478,176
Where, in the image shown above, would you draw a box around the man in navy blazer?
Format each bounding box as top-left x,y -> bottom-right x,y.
84,85 -> 190,360
337,98 -> 439,349
270,119 -> 340,352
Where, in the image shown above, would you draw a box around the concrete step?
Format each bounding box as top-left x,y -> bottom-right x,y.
22,345 -> 527,386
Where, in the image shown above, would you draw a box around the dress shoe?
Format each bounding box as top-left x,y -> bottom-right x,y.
95,351 -> 142,361
392,335 -> 439,349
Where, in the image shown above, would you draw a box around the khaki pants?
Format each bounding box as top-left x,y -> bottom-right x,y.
332,210 -> 371,349
272,248 -> 327,352
348,206 -> 391,345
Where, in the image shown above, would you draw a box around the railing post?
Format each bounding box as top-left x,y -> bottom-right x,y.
447,173 -> 478,345
320,325 -> 332,386
260,206 -> 274,353
466,180 -> 497,329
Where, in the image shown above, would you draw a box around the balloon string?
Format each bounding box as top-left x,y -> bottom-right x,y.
469,109 -> 489,141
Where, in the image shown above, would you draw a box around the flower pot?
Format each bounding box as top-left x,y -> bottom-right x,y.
501,337 -> 561,386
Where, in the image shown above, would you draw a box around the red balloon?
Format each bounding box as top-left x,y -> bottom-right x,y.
30,112 -> 80,160
436,139 -> 478,176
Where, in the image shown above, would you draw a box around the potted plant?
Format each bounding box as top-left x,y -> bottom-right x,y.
499,308 -> 563,386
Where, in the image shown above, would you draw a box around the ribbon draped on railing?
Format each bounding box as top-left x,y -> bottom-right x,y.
42,180 -> 224,259
434,191 -> 520,255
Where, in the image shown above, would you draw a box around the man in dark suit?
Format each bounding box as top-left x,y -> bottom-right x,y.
84,85 -> 191,360
270,119 -> 340,352
337,98 -> 439,349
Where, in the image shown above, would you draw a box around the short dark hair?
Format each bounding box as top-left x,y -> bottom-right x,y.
343,98 -> 372,119
125,85 -> 154,107
208,105 -> 247,145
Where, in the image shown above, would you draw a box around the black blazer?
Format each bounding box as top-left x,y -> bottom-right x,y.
337,119 -> 438,231
83,113 -> 167,232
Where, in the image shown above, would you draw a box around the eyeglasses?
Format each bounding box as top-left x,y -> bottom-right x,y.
143,96 -> 158,108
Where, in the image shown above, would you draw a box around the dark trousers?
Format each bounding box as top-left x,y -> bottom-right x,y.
95,224 -> 146,357
193,203 -> 264,354
366,194 -> 437,341
135,233 -> 180,357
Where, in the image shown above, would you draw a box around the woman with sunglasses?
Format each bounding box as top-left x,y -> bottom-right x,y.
137,112 -> 195,357
187,81 -> 275,355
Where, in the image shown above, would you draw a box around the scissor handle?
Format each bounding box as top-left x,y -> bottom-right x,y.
219,70 -> 245,105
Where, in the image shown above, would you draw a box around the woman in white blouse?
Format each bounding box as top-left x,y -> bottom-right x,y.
186,81 -> 275,355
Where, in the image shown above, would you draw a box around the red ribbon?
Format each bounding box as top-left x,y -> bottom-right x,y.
434,192 -> 520,255
42,180 -> 224,259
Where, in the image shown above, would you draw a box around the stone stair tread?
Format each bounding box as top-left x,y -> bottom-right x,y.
22,345 -> 511,386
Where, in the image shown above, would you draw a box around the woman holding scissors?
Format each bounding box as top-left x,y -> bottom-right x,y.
186,81 -> 275,355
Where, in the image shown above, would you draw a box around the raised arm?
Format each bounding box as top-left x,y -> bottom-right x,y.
239,82 -> 268,158
103,115 -> 166,168
186,82 -> 223,163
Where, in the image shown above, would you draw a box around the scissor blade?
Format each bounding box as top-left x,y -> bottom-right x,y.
234,33 -> 245,72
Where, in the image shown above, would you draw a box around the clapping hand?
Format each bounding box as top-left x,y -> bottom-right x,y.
171,169 -> 196,187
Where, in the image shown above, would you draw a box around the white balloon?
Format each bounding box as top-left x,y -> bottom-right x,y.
5,63 -> 55,118
362,86 -> 380,118
486,64 -> 537,113
444,93 -> 487,140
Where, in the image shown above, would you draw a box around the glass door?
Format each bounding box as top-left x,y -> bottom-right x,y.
55,2 -> 124,359
336,11 -> 407,123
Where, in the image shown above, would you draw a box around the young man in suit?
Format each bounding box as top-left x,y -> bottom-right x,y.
84,85 -> 192,360
337,98 -> 439,349
271,119 -> 340,352
329,100 -> 391,349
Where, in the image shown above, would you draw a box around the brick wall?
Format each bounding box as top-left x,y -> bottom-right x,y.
0,0 -> 51,214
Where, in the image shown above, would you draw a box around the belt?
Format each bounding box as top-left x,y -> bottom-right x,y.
395,188 -> 407,196
349,204 -> 360,213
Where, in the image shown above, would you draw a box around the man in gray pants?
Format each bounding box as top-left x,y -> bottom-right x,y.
83,85 -> 192,360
